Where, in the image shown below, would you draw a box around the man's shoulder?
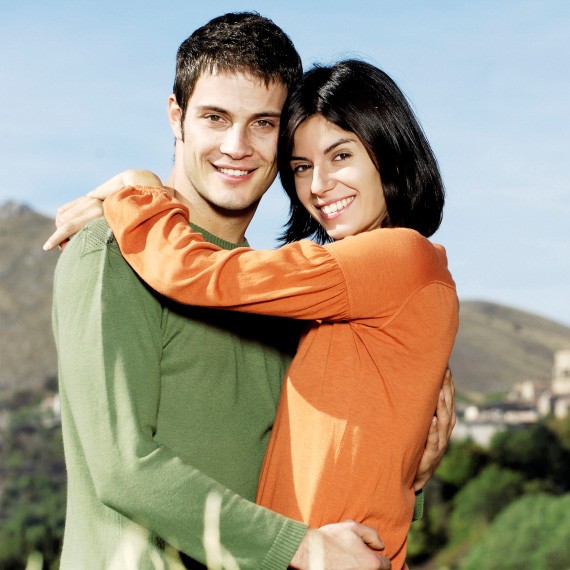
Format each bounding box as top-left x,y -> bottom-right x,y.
54,217 -> 160,303
58,218 -> 123,262
55,217 -> 131,278
71,217 -> 116,250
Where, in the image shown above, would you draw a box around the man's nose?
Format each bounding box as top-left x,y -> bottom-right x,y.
220,126 -> 253,159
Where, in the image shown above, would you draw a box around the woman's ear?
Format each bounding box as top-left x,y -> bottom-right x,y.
167,95 -> 184,141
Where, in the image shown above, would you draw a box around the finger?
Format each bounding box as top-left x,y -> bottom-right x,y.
442,367 -> 456,436
87,172 -> 127,200
436,389 -> 456,446
57,198 -> 103,227
43,224 -> 77,251
439,374 -> 453,415
44,210 -> 102,251
428,415 -> 440,449
446,366 -> 456,398
437,388 -> 451,422
378,554 -> 392,569
55,197 -> 86,227
351,521 -> 385,551
442,367 -> 453,398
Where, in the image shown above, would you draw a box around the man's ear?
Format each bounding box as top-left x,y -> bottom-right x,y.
168,95 -> 183,141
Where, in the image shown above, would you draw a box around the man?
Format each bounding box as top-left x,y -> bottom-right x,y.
50,12 -> 453,570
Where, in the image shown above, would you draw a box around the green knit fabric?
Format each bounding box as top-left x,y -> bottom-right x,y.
413,490 -> 424,521
53,218 -> 307,569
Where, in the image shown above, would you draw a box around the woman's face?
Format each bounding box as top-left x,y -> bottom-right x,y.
290,115 -> 387,240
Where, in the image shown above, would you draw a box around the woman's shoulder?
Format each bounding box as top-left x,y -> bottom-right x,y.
329,227 -> 442,260
327,227 -> 453,287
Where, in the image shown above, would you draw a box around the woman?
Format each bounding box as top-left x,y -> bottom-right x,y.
55,60 -> 459,568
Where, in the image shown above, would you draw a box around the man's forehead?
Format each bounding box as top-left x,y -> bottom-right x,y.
189,70 -> 287,106
198,67 -> 286,86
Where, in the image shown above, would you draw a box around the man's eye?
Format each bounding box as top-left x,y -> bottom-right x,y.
254,119 -> 274,128
206,115 -> 222,122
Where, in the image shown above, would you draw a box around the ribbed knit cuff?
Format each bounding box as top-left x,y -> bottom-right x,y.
412,489 -> 424,521
260,519 -> 308,570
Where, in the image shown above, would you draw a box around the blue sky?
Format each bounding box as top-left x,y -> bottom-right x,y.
1,1 -> 569,325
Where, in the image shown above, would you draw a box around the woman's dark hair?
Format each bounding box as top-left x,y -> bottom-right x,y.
278,59 -> 444,244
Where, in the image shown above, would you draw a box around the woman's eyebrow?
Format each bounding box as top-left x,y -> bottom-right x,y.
290,137 -> 356,161
323,138 -> 355,155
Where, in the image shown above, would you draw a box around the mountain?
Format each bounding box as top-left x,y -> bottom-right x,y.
0,201 -> 59,397
1,201 -> 570,399
450,300 -> 570,395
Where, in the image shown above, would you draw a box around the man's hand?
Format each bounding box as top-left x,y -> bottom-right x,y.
413,367 -> 456,492
290,520 -> 391,570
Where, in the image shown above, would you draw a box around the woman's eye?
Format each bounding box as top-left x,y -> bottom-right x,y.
334,152 -> 351,161
206,115 -> 222,122
292,163 -> 311,175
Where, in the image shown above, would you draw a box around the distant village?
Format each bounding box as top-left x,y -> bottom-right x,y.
454,348 -> 570,446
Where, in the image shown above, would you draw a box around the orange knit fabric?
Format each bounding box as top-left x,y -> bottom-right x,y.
104,187 -> 459,569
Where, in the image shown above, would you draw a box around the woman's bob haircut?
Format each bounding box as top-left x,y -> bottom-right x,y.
278,59 -> 445,245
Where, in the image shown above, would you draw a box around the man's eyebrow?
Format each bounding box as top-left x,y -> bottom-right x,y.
194,105 -> 281,119
194,105 -> 230,115
290,138 -> 356,161
252,111 -> 282,119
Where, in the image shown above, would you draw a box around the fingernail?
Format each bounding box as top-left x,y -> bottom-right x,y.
42,241 -> 51,251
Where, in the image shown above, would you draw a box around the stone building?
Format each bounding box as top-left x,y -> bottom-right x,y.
453,348 -> 570,446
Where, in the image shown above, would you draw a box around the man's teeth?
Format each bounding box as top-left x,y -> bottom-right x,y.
218,167 -> 250,176
321,198 -> 353,215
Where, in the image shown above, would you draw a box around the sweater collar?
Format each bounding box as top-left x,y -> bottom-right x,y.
190,223 -> 249,251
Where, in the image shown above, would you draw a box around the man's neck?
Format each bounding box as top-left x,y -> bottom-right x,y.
172,188 -> 256,245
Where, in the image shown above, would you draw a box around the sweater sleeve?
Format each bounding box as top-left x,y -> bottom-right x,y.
52,219 -> 307,569
104,187 -> 451,322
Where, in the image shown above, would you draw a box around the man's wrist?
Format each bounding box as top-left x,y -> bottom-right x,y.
260,520 -> 308,570
288,528 -> 314,570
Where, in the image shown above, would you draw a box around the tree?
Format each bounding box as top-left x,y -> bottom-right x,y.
461,493 -> 570,569
490,423 -> 570,490
406,480 -> 450,563
448,464 -> 525,543
548,413 -> 570,452
0,400 -> 66,569
435,439 -> 488,494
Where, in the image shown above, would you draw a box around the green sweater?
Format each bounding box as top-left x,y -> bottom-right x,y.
52,219 -> 307,569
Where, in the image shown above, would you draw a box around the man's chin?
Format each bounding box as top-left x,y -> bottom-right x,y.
209,196 -> 262,218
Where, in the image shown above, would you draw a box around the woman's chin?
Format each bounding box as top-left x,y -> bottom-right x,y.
325,225 -> 353,241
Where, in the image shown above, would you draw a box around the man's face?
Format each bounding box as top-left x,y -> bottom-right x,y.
170,71 -> 288,221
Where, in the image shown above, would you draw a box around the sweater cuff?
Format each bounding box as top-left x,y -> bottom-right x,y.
412,489 -> 424,521
260,519 -> 308,570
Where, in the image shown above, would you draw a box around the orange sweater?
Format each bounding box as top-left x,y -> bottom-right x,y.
104,188 -> 459,569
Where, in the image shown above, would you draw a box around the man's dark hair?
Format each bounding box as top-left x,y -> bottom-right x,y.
278,59 -> 445,244
173,12 -> 302,122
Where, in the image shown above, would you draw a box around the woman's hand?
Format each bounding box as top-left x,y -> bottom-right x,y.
43,196 -> 105,251
42,169 -> 164,251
